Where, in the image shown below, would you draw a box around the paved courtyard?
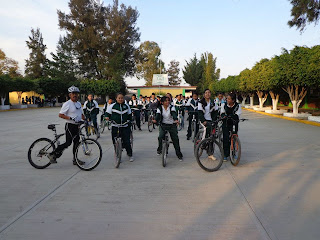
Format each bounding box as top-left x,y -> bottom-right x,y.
0,108 -> 319,240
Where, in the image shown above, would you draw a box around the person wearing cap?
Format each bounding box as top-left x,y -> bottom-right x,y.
83,94 -> 100,132
48,86 -> 85,165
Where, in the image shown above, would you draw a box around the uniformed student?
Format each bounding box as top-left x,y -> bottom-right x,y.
153,96 -> 183,161
128,94 -> 142,131
105,93 -> 134,162
220,93 -> 242,161
186,92 -> 199,140
83,94 -> 100,130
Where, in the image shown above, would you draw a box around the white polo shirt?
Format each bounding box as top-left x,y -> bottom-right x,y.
157,105 -> 176,124
60,100 -> 83,124
198,100 -> 217,121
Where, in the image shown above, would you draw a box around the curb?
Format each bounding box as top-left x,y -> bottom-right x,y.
244,108 -> 320,127
0,106 -> 54,112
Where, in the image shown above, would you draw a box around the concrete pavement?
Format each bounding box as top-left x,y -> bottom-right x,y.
0,108 -> 319,239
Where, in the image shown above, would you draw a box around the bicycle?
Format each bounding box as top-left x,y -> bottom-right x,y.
225,117 -> 248,166
28,122 -> 102,171
99,110 -> 111,133
147,110 -> 156,132
159,124 -> 171,167
112,121 -> 133,168
80,118 -> 100,140
140,110 -> 145,124
177,109 -> 184,131
131,112 -> 137,131
189,111 -> 198,142
195,118 -> 224,172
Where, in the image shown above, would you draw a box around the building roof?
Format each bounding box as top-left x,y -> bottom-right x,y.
127,85 -> 197,89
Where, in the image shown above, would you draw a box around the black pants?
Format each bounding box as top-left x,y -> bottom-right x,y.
86,113 -> 98,129
187,112 -> 199,138
111,126 -> 132,156
144,109 -> 148,122
157,124 -> 182,157
54,123 -> 80,159
222,117 -> 239,157
133,110 -> 141,129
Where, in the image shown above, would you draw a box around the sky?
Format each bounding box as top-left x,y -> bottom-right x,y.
1,0 -> 320,86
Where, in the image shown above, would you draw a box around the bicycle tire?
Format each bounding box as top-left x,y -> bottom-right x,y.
114,139 -> 122,168
192,121 -> 197,142
177,114 -> 183,131
99,120 -> 106,134
195,138 -> 223,172
107,122 -> 111,130
162,141 -> 167,167
28,138 -> 55,169
230,135 -> 241,166
130,131 -> 133,149
194,131 -> 202,156
74,138 -> 102,171
148,116 -> 153,132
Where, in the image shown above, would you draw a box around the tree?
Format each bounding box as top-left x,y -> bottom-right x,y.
167,60 -> 181,86
25,28 -> 47,78
0,75 -> 13,106
182,54 -> 204,87
58,0 -> 140,81
0,49 -> 21,77
288,0 -> 320,32
36,78 -> 71,98
11,77 -> 35,104
135,41 -> 165,86
239,68 -> 255,107
201,52 -> 220,92
80,78 -> 121,99
45,36 -> 78,82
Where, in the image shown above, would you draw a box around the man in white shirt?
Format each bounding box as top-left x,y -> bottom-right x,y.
48,86 -> 85,165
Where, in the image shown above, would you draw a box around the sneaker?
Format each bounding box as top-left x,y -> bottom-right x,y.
208,155 -> 217,161
48,153 -> 57,164
178,154 -> 183,161
129,156 -> 134,162
223,157 -> 228,162
187,137 -> 190,140
157,151 -> 162,156
139,128 -> 142,131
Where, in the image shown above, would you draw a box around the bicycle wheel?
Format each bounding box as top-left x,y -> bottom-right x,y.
192,122 -> 197,142
177,114 -> 183,131
80,125 -> 89,138
195,138 -> 223,172
28,138 -> 55,169
75,138 -> 102,171
194,131 -> 202,156
148,116 -> 153,132
130,131 -> 133,149
99,120 -> 106,134
230,135 -> 241,166
162,141 -> 167,167
107,121 -> 111,130
114,139 -> 122,168
87,125 -> 100,140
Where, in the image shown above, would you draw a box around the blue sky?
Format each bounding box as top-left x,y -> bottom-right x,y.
1,0 -> 320,86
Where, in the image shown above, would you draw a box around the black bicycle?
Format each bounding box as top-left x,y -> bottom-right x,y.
28,121 -> 102,171
159,124 -> 170,167
195,118 -> 224,172
147,110 -> 156,132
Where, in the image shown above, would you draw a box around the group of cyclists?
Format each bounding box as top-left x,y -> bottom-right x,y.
48,85 -> 242,166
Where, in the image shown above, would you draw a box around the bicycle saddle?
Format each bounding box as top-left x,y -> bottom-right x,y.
48,124 -> 59,130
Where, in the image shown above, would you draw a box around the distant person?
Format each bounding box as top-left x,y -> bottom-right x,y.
52,97 -> 57,107
83,94 -> 100,130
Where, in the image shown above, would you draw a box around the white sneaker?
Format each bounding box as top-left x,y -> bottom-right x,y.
208,155 -> 217,161
129,156 -> 134,162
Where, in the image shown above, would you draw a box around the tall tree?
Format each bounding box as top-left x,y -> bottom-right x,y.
135,41 -> 165,86
58,0 -> 140,82
167,60 -> 181,86
288,0 -> 320,32
0,49 -> 21,77
25,28 -> 47,78
45,36 -> 77,82
182,54 -> 204,87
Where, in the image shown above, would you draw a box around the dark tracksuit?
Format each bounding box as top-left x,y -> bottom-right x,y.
186,99 -> 199,138
221,103 -> 240,158
54,123 -> 80,159
128,99 -> 141,129
155,105 -> 182,158
84,100 -> 99,129
106,102 -> 133,157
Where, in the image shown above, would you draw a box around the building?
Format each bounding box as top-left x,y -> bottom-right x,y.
127,85 -> 197,97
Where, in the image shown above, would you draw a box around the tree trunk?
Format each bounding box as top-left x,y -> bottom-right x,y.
17,91 -> 22,105
269,91 -> 279,111
282,85 -> 307,115
1,97 -> 5,106
241,93 -> 247,105
257,91 -> 268,109
250,96 -> 254,107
